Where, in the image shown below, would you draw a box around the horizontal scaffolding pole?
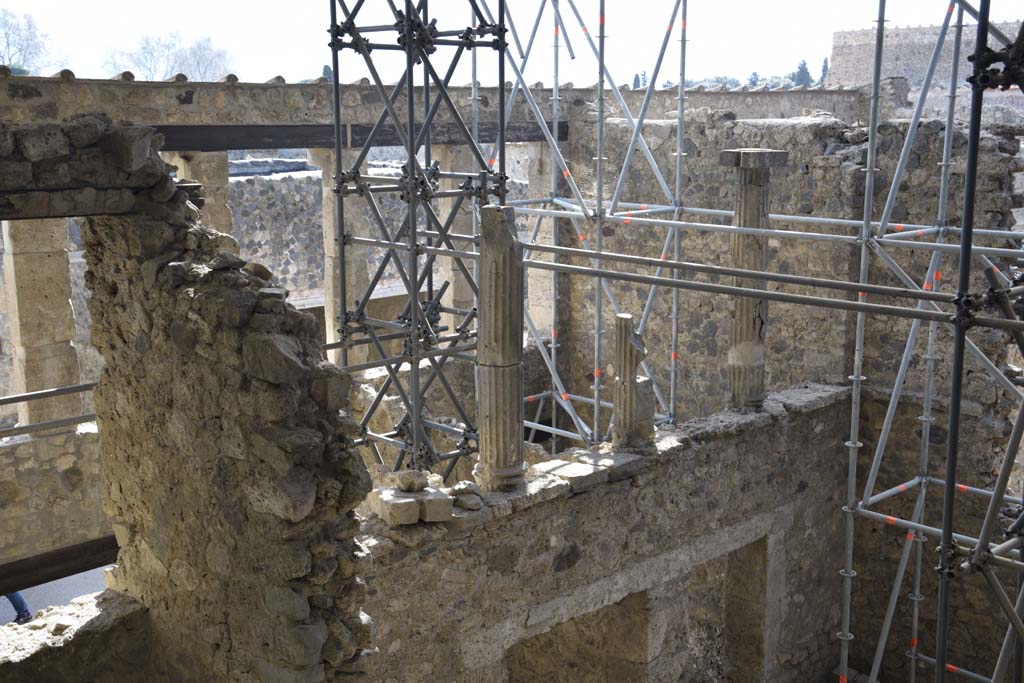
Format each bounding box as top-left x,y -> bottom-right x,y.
523,259 -> 1024,332
855,507 -> 1024,570
0,414 -> 96,440
915,652 -> 993,682
0,382 -> 96,407
524,242 -> 955,304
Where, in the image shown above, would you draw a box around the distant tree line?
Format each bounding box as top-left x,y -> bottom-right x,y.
631,57 -> 830,91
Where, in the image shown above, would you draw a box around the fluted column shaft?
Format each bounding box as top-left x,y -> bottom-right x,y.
474,206 -> 525,491
720,148 -> 789,411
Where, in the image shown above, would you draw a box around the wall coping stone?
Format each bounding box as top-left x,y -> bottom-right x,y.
359,382 -> 849,561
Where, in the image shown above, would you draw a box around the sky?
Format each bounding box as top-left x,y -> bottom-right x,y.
5,1 -> 1022,86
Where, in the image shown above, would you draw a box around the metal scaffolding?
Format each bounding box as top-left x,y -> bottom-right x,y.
326,0 -> 1024,679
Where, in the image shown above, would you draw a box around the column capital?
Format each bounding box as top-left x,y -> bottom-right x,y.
719,148 -> 789,169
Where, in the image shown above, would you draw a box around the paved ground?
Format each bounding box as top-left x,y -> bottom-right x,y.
1,566 -> 110,624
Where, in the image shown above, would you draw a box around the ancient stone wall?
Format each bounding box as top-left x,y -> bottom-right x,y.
0,118 -> 373,682
562,111 -> 858,424
827,20 -> 1022,88
228,171 -> 324,305
560,110 -> 1023,425
0,427 -> 106,565
359,384 -> 849,682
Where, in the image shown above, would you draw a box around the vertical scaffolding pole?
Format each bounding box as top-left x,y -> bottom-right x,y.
404,0 -> 422,464
839,1 -> 886,678
935,3 -> 990,678
910,14 -> 963,682
669,0 -> 687,423
498,0 -> 507,204
329,0 -> 349,367
551,0 -> 561,454
592,0 -> 606,444
471,4 -> 481,291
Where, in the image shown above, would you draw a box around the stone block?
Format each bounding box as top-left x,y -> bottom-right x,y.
101,127 -> 155,173
366,486 -> 454,524
572,451 -> 648,482
3,218 -> 69,254
12,342 -> 82,424
366,488 -> 420,526
15,124 -> 69,163
63,115 -> 107,148
0,161 -> 32,191
529,459 -> 609,493
417,487 -> 454,522
3,251 -> 76,347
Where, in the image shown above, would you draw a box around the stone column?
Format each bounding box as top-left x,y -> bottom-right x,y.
431,145 -> 478,334
612,313 -> 654,448
518,141 -> 557,334
308,148 -> 370,367
719,148 -> 788,411
2,218 -> 82,425
162,151 -> 233,231
473,206 -> 525,491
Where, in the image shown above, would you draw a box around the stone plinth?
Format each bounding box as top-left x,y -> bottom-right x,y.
720,148 -> 789,411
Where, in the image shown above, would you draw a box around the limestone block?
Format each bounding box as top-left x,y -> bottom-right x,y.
366,488 -> 420,526
529,459 -> 609,493
572,451 -> 648,482
366,486 -> 454,524
2,218 -> 68,254
63,115 -> 107,148
101,127 -> 154,173
416,487 -> 454,522
3,252 -> 76,348
15,124 -> 69,162
448,480 -> 482,497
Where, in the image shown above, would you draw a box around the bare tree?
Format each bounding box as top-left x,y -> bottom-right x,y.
0,10 -> 48,74
106,34 -> 233,82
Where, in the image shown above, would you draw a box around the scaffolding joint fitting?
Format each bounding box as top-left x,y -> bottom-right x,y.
395,12 -> 438,59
